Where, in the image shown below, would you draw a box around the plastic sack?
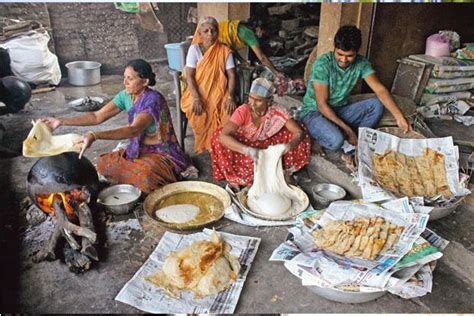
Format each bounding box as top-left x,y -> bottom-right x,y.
0,30 -> 61,85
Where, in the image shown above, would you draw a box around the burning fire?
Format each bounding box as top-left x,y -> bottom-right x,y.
36,190 -> 85,219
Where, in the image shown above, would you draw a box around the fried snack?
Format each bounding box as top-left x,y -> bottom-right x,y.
146,231 -> 240,299
312,217 -> 405,261
372,148 -> 453,198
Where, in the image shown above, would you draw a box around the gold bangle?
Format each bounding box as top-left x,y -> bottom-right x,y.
87,131 -> 98,141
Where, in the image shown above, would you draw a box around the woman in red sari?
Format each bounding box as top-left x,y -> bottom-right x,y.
210,78 -> 311,188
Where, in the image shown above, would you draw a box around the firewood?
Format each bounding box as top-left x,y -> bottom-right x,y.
77,203 -> 99,261
33,222 -> 61,263
53,200 -> 97,243
63,243 -> 91,273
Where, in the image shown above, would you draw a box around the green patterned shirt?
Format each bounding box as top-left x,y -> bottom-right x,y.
300,52 -> 375,118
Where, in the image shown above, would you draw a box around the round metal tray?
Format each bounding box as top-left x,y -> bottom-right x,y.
236,185 -> 309,221
143,181 -> 230,230
68,96 -> 104,112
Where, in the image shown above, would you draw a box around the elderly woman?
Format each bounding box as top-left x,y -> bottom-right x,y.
181,16 -> 236,153
42,59 -> 194,194
210,78 -> 311,188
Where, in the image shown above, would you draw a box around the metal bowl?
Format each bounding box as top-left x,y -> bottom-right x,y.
308,285 -> 386,304
97,184 -> 141,215
429,196 -> 465,221
312,183 -> 346,207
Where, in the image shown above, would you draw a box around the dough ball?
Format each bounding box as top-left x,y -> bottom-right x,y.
250,192 -> 291,216
155,204 -> 200,223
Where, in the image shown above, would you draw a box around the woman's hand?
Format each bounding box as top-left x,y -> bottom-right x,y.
242,145 -> 259,163
75,132 -> 96,159
224,97 -> 236,115
40,117 -> 61,131
192,97 -> 204,116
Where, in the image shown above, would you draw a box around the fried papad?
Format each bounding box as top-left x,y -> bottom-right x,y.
146,231 -> 241,299
312,217 -> 405,261
372,148 -> 453,198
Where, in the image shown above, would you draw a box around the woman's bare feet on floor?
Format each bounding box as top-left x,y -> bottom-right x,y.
341,153 -> 357,172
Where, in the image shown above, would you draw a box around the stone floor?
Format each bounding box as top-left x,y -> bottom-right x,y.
0,75 -> 473,313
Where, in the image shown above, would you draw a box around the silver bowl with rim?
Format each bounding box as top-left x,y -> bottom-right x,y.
312,183 -> 346,207
97,184 -> 141,215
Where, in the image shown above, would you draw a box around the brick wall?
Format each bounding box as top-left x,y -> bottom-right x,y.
1,3 -> 196,76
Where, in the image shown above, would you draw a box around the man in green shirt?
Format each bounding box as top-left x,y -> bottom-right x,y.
301,25 -> 410,165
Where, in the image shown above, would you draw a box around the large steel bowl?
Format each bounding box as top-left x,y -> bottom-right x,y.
308,285 -> 387,303
429,196 -> 465,221
97,184 -> 141,215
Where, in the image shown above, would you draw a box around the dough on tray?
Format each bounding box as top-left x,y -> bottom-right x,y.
155,204 -> 200,223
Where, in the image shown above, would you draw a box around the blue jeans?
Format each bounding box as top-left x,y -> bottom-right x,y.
301,97 -> 384,150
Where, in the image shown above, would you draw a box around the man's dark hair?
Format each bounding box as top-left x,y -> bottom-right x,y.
334,25 -> 362,52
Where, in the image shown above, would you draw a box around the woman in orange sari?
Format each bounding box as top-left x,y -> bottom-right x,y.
181,16 -> 237,153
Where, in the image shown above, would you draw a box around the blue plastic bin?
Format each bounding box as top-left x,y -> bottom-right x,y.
164,42 -> 186,71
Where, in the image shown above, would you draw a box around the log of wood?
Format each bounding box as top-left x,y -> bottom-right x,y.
63,243 -> 91,273
52,200 -> 97,242
77,203 -> 99,261
33,220 -> 61,263
53,199 -> 82,250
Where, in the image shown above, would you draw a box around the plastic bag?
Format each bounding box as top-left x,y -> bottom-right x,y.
0,30 -> 61,85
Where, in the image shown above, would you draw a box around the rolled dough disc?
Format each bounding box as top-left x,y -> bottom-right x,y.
155,204 -> 200,223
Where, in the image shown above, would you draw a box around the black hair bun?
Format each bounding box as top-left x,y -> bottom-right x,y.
149,72 -> 156,86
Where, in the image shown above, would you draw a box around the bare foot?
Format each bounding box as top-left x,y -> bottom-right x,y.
341,153 -> 357,172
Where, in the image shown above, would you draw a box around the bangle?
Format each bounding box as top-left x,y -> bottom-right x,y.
87,131 -> 98,141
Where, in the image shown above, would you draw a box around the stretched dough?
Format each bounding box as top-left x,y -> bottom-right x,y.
23,120 -> 82,157
247,144 -> 301,216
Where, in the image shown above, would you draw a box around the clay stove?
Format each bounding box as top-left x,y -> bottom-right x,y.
26,152 -> 100,272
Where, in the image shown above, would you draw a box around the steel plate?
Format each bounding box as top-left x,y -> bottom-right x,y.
144,181 -> 230,230
236,185 -> 309,221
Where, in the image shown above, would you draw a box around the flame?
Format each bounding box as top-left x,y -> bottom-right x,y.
37,192 -> 75,219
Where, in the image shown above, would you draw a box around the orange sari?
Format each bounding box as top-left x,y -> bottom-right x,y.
181,41 -> 233,153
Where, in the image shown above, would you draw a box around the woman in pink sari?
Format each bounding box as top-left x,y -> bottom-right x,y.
210,78 -> 311,188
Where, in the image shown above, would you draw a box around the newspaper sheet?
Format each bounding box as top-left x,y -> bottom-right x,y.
269,200 -> 445,297
357,127 -> 469,202
115,229 -> 260,313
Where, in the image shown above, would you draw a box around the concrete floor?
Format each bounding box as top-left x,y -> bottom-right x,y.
0,75 -> 473,313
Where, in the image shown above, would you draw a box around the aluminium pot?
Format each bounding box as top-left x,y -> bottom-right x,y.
65,61 -> 101,86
